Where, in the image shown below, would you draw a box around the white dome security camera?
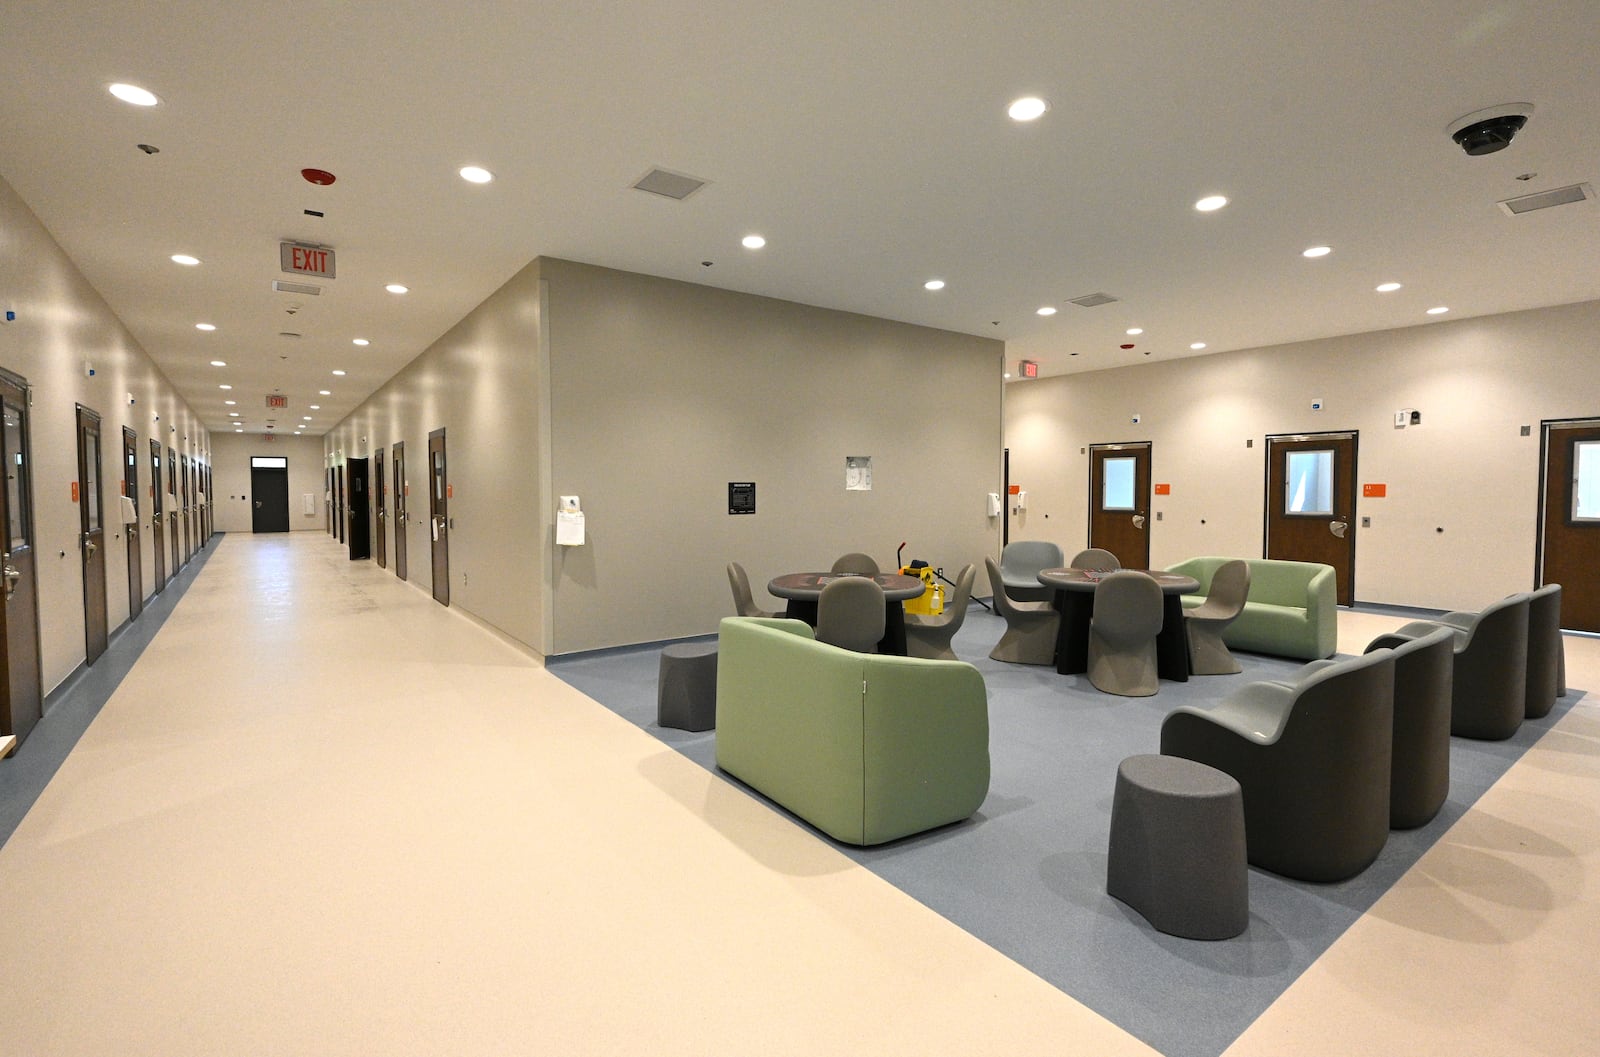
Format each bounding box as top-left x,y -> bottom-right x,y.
1448,103 -> 1533,156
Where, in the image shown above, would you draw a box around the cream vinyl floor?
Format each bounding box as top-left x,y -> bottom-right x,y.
0,533 -> 1594,1056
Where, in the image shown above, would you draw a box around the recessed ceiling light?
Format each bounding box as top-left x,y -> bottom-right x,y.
195,323 -> 216,331
741,235 -> 766,249
171,254 -> 200,266
228,412 -> 239,417
224,400 -> 236,405
309,405 -> 320,410
218,384 -> 232,390
319,390 -> 331,395
924,279 -> 946,291
352,338 -> 369,346
1376,282 -> 1402,293
1302,245 -> 1333,258
1003,372 -> 1012,379
209,359 -> 226,367
295,432 -> 302,436
331,370 -> 346,376
459,166 -> 494,184
1427,306 -> 1450,315
1036,306 -> 1057,316
385,284 -> 409,294
1007,96 -> 1049,122
302,416 -> 312,421
109,83 -> 159,107
1190,342 -> 1208,350
235,428 -> 243,433
1126,327 -> 1144,336
1194,195 -> 1228,212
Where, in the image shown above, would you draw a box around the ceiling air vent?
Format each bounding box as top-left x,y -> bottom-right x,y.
1498,182 -> 1594,216
272,280 -> 322,295
632,167 -> 708,201
1069,292 -> 1120,308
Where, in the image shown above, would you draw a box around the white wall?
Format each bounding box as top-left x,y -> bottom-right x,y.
209,433 -> 328,534
1004,299 -> 1600,612
0,175 -> 210,694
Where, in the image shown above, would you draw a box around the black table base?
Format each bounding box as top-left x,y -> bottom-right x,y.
782,599 -> 909,657
1052,590 -> 1191,682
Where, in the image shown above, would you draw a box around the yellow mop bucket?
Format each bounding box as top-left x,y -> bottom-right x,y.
900,563 -> 944,616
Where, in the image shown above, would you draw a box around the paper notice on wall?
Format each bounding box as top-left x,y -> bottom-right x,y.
302,493 -> 317,516
557,510 -> 586,546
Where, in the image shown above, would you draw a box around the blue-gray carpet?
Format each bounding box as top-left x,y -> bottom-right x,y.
549,605 -> 1582,1057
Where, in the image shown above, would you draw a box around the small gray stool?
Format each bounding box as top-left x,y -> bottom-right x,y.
657,643 -> 718,731
1107,753 -> 1248,940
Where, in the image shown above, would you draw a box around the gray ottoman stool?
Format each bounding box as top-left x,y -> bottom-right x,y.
1107,753 -> 1248,940
657,643 -> 718,731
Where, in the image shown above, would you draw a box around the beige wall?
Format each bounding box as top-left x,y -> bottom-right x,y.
327,256 -> 1006,656
324,259 -> 547,648
1004,299 -> 1600,612
542,258 -> 1004,654
0,175 -> 210,695
209,433 -> 328,534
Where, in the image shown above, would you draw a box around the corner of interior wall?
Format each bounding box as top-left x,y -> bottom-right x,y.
536,275 -> 555,656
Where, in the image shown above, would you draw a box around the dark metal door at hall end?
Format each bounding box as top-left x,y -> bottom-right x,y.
428,429 -> 449,606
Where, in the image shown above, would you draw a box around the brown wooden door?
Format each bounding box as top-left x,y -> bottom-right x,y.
76,405 -> 109,664
374,447 -> 387,569
167,447 -> 180,573
428,428 -> 449,606
1265,432 -> 1357,605
149,439 -> 166,592
1088,442 -> 1152,569
122,426 -> 143,621
0,369 -> 43,744
392,443 -> 408,581
1540,419 -> 1600,632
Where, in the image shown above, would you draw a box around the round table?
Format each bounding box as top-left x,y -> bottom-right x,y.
1036,568 -> 1201,681
767,572 -> 926,656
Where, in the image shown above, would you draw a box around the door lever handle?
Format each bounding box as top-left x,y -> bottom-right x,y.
4,559 -> 19,601
1132,514 -> 1147,530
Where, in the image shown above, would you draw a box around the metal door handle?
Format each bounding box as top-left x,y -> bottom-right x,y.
83,537 -> 97,559
255,501 -> 263,509
1132,514 -> 1147,530
4,560 -> 19,601
1330,520 -> 1348,539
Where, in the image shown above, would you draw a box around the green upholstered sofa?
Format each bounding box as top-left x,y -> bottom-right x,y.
1165,557 -> 1338,661
714,617 -> 990,846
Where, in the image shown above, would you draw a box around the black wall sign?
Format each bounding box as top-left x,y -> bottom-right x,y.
729,482 -> 756,515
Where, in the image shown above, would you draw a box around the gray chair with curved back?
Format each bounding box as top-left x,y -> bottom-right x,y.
1369,592 -> 1529,740
984,557 -> 1060,665
726,562 -> 776,618
830,552 -> 880,576
1183,559 -> 1250,675
1358,625 -> 1456,828
998,541 -> 1064,602
905,563 -> 976,661
1160,649 -> 1396,882
1070,548 -> 1121,571
816,576 -> 886,653
1524,583 -> 1565,718
1087,571 -> 1165,696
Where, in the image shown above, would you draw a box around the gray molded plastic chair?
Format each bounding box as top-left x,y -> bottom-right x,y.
726,561 -> 776,618
1087,571 -> 1165,696
1184,559 -> 1250,675
1369,593 -> 1529,740
1070,548 -> 1121,571
905,563 -> 976,661
1357,625 -> 1455,828
816,576 -> 885,653
1160,649 -> 1395,882
830,552 -> 880,576
999,540 -> 1064,602
984,557 -> 1060,665
1524,584 -> 1564,718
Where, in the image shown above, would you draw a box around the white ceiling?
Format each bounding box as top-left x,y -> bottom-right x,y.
3,2 -> 1598,436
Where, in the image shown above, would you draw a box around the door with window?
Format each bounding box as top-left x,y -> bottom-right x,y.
251,456 -> 290,532
335,462 -> 345,543
347,458 -> 371,560
167,447 -> 180,573
122,427 -> 143,621
1,369 -> 43,744
374,447 -> 387,569
76,405 -> 108,664
149,439 -> 166,592
182,454 -> 194,562
1088,443 -> 1152,569
392,442 -> 408,580
1540,419 -> 1600,632
428,428 -> 449,605
198,460 -> 209,546
1265,432 -> 1356,605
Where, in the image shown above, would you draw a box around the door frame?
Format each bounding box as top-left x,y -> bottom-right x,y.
428,428 -> 449,606
374,447 -> 387,569
1087,441 -> 1153,570
149,439 -> 166,593
392,442 -> 408,581
0,366 -> 44,744
75,404 -> 109,665
1536,416 -> 1600,631
122,426 -> 143,621
1263,430 -> 1358,606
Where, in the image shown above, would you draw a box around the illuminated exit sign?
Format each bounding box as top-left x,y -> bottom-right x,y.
280,242 -> 335,278
1018,359 -> 1039,379
266,395 -> 288,409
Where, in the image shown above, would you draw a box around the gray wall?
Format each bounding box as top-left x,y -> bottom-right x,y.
209,434 -> 329,534
1003,299 -> 1600,613
0,174 -> 210,693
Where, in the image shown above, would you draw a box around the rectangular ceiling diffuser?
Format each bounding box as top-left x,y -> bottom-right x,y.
1498,183 -> 1594,216
272,280 -> 322,295
1069,292 -> 1120,308
632,167 -> 708,201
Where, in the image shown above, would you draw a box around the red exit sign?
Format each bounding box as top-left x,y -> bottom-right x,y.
280,242 -> 336,278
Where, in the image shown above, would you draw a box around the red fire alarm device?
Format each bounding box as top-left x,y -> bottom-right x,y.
1018,359 -> 1039,379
